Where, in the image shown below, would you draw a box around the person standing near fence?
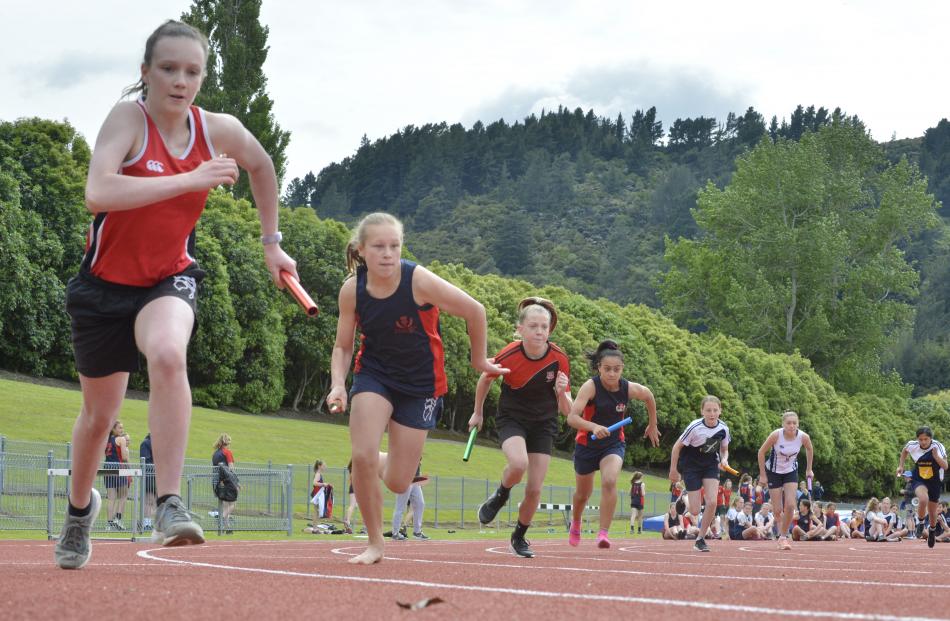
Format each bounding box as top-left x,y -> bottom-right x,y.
469,297 -> 572,559
310,459 -> 329,519
212,434 -> 236,534
139,432 -> 156,531
390,461 -> 428,541
327,212 -> 505,565
629,472 -> 646,534
343,459 -> 358,534
104,421 -> 131,531
565,340 -> 659,548
53,20 -> 297,570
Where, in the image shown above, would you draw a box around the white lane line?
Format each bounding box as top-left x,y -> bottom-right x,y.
137,547 -> 948,621
331,545 -> 948,590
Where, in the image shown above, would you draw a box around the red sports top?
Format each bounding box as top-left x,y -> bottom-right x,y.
490,341 -> 570,422
81,99 -> 215,286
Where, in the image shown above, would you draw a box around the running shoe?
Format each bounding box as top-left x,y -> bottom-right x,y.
510,535 -> 535,558
929,526 -> 936,548
596,530 -> 611,549
478,488 -> 509,525
568,525 -> 581,547
152,496 -> 205,547
413,531 -> 430,540
694,537 -> 710,552
391,531 -> 407,541
54,489 -> 101,570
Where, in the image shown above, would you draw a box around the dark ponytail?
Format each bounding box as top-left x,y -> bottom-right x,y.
586,339 -> 623,371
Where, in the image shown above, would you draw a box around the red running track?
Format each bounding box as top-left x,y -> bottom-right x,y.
1,537 -> 948,620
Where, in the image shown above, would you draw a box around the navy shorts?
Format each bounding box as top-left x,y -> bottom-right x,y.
681,463 -> 720,492
350,373 -> 442,430
496,412 -> 557,455
913,477 -> 943,503
573,442 -> 625,475
103,464 -> 129,490
766,469 -> 798,489
66,268 -> 204,378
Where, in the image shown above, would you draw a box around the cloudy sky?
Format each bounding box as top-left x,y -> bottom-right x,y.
1,1 -> 948,189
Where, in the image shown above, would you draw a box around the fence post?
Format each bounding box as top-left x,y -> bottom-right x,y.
341,467 -> 348,515
46,451 -> 55,539
286,465 -> 293,537
460,477 -> 465,529
267,460 -> 273,513
0,435 -> 5,501
433,476 -> 439,528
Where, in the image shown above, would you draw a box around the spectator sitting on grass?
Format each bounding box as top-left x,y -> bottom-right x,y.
863,497 -> 888,542
792,498 -> 826,541
754,501 -> 775,539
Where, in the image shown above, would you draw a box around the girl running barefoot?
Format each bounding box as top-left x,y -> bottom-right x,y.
669,396 -> 732,552
897,426 -> 948,548
469,297 -> 572,558
566,340 -> 660,548
757,411 -> 814,550
327,212 -> 506,565
54,20 -> 297,570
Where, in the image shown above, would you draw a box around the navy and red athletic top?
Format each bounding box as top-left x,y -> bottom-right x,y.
489,340 -> 570,421
574,376 -> 629,447
81,98 -> 215,287
353,260 -> 446,397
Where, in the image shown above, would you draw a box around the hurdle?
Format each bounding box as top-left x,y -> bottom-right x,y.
537,502 -> 599,532
47,466 -> 143,541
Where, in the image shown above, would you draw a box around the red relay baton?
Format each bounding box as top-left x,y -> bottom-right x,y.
280,271 -> 319,317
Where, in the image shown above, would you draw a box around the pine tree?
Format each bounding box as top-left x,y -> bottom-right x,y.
183,0 -> 291,202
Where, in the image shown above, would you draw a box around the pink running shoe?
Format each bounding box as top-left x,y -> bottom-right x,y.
596,529 -> 611,548
569,524 -> 581,547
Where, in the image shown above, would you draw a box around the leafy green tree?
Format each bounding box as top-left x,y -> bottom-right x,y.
183,0 -> 290,201
661,118 -> 938,394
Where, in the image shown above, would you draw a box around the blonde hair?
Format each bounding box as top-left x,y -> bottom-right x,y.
865,497 -> 880,512
345,212 -> 404,275
701,395 -> 721,409
782,410 -> 798,421
110,420 -> 123,436
517,296 -> 558,333
122,20 -> 209,99
213,434 -> 232,451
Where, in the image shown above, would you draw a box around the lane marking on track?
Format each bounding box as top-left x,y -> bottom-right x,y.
326,545 -> 949,590
137,547 -> 949,621
616,544 -> 938,567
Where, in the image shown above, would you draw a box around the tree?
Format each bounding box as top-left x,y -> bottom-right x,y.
660,117 -> 939,394
183,0 -> 290,201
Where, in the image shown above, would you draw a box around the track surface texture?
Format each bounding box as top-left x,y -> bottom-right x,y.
1,537 -> 948,620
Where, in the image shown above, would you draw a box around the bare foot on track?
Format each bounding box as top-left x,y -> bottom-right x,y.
349,544 -> 384,565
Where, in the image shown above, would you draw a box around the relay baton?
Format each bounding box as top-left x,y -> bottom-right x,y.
807,475 -> 813,493
328,400 -> 343,414
280,271 -> 319,317
463,427 -> 478,462
590,417 -> 632,440
720,464 -> 740,476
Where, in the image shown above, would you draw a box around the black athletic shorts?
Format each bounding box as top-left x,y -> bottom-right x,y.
496,412 -> 557,455
66,268 -> 204,377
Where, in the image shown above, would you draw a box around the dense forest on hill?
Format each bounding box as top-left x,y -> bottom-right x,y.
285,109 -> 950,396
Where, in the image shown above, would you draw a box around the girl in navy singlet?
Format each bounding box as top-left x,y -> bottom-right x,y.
467,297 -> 573,558
327,212 -> 506,565
56,20 -> 298,569
897,426 -> 949,547
565,340 -> 659,549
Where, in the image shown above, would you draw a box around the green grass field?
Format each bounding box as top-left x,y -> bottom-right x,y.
0,375 -> 668,540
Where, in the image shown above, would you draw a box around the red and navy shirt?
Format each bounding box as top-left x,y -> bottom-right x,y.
81,98 -> 215,287
489,340 -> 570,422
353,259 -> 446,397
574,376 -> 629,447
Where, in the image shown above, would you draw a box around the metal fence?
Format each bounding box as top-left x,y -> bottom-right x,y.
0,435 -> 670,535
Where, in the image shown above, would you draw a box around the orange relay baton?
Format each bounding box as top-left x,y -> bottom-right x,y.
280,271 -> 319,317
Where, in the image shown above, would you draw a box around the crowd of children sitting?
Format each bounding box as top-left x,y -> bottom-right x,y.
662,476 -> 950,543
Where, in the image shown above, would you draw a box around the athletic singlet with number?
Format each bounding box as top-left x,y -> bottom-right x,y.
80,98 -> 215,287
575,376 -> 629,447
767,428 -> 803,474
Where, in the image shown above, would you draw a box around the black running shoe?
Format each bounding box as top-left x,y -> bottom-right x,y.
478,489 -> 508,524
694,537 -> 710,552
510,535 -> 535,558
928,527 -> 936,548
916,521 -> 924,539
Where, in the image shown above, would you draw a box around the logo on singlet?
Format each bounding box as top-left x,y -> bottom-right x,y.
546,371 -> 555,382
615,403 -> 626,413
394,316 -> 415,334
146,160 -> 165,173
173,276 -> 197,300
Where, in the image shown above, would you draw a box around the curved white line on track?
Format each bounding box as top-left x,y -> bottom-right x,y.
328,545 -> 947,590
617,544 -> 936,568
136,547 -> 948,621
